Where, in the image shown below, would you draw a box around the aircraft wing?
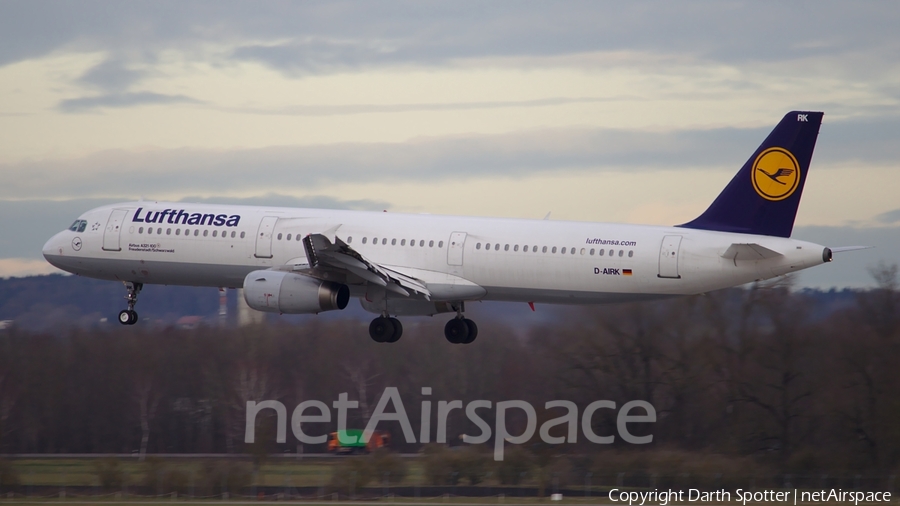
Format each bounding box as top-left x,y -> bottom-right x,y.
301,233 -> 432,299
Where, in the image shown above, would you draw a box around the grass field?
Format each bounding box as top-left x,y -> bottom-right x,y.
2,457 -> 894,505
6,457 -> 389,487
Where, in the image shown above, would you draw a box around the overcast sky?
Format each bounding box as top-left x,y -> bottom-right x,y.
1,1 -> 898,288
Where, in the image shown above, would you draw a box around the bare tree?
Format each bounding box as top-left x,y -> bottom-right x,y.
134,375 -> 160,461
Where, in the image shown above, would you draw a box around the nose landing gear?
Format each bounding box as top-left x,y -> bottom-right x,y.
118,281 -> 142,325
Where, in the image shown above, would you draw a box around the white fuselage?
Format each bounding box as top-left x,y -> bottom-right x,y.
43,202 -> 829,309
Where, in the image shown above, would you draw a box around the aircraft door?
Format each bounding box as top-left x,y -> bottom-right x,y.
254,216 -> 278,258
447,232 -> 467,266
102,209 -> 129,251
658,235 -> 682,279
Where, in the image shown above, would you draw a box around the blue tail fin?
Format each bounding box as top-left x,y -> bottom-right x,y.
679,111 -> 823,238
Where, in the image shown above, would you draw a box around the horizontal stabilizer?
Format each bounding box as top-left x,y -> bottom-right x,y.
829,245 -> 873,253
722,243 -> 783,261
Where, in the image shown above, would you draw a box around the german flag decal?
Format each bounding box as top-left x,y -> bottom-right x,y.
623,269 -> 633,276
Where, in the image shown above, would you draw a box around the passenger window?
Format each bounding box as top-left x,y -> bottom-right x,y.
175,229 -> 181,236
401,239 -> 406,246
139,227 -> 144,234
392,239 -> 397,245
485,243 -> 490,250
231,231 -> 236,238
193,230 -> 198,236
429,240 -> 434,247
628,250 -> 633,257
504,244 -> 509,251
476,243 -> 481,250
347,236 -> 352,243
514,245 -> 519,252
166,228 -> 170,235
409,239 -> 414,246
240,231 -> 245,239
561,247 -> 566,254
363,237 -> 368,244
619,250 -> 624,257
532,246 -> 537,252
552,247 -> 557,253
439,241 -> 444,248
203,230 -> 208,237
571,248 -> 576,255
590,248 -> 595,255
213,230 -> 218,238
382,238 -> 387,245
542,246 -> 547,253
419,240 -> 424,247
297,235 -> 301,241
277,233 -> 282,240
148,228 -> 153,235
580,248 -> 585,255
373,237 -> 378,244
287,234 -> 292,241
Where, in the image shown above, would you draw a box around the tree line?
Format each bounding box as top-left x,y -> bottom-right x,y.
1,270 -> 898,474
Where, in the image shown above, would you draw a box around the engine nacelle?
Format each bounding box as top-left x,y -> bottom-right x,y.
243,270 -> 349,314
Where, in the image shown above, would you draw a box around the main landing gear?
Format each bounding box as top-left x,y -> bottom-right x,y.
444,316 -> 477,344
443,302 -> 477,344
369,315 -> 403,343
367,309 -> 478,345
118,281 -> 142,325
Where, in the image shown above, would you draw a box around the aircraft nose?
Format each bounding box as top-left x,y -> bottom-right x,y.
42,232 -> 63,261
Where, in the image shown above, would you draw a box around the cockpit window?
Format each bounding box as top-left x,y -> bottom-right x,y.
69,220 -> 87,232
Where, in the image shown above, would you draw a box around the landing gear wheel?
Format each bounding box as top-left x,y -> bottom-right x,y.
369,317 -> 396,343
462,318 -> 478,344
387,317 -> 403,343
119,282 -> 143,326
444,318 -> 470,344
118,310 -> 137,325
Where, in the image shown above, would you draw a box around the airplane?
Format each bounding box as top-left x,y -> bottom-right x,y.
43,111 -> 850,344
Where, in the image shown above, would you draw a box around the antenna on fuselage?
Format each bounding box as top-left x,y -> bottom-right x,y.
543,212 -> 551,220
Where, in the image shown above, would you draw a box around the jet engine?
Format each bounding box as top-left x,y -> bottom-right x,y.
243,270 -> 349,314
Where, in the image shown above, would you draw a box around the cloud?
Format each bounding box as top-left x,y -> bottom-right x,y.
225,97 -> 615,117
58,91 -> 201,112
3,2 -> 899,77
4,113 -> 899,200
0,258 -> 65,279
874,209 -> 900,224
178,194 -> 389,211
78,57 -> 145,92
